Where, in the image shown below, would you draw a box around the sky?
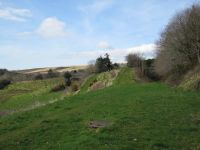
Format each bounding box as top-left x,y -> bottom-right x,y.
0,0 -> 198,70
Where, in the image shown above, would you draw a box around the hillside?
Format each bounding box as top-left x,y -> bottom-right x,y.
0,77 -> 65,115
16,65 -> 87,74
1,68 -> 200,149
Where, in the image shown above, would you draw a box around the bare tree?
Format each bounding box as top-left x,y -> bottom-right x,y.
155,3 -> 200,77
126,53 -> 143,68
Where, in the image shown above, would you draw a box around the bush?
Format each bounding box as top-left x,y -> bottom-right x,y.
113,63 -> 120,69
34,74 -> 43,80
64,72 -> 72,86
51,84 -> 65,92
47,69 -> 58,78
71,82 -> 79,92
0,79 -> 11,90
0,69 -> 7,76
95,53 -> 113,73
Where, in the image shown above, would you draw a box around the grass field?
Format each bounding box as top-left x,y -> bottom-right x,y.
0,68 -> 200,149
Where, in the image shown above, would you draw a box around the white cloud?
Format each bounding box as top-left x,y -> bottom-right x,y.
0,7 -> 32,21
97,41 -> 112,49
36,17 -> 68,38
67,43 -> 156,63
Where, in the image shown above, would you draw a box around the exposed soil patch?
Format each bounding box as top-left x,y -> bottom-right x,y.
90,82 -> 105,91
88,120 -> 112,129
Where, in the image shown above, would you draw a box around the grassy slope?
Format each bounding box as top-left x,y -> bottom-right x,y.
179,66 -> 200,91
80,70 -> 119,93
1,68 -> 200,149
0,78 -> 65,111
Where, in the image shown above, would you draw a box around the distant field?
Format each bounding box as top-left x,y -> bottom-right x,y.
17,65 -> 87,74
0,68 -> 200,149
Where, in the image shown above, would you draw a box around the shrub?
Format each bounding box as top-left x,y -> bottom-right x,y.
71,82 -> 79,92
34,74 -> 43,80
95,53 -> 113,73
0,69 -> 7,76
113,63 -> 120,69
47,69 -> 58,78
51,84 -> 65,92
64,72 -> 72,86
0,79 -> 11,90
86,63 -> 96,74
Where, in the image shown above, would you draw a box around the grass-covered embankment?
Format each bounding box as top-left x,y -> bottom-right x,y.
0,68 -> 200,149
0,77 -> 65,111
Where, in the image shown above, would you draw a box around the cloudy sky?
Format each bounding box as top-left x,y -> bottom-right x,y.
0,0 -> 197,70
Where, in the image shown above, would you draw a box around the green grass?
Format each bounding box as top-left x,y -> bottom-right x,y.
0,78 -> 65,111
80,70 -> 119,93
0,68 -> 200,149
80,74 -> 98,92
113,67 -> 135,85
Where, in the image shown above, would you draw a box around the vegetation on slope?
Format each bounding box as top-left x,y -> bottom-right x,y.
179,66 -> 200,91
80,70 -> 119,93
0,77 -> 65,113
0,68 -> 200,149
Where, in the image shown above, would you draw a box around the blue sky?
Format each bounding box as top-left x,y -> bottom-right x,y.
0,0 -> 198,70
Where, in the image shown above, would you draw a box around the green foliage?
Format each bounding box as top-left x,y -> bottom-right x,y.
95,53 -> 113,73
64,72 -> 72,79
64,72 -> 72,86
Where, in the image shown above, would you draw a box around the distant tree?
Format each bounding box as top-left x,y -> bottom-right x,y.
87,60 -> 96,74
95,53 -> 113,73
126,53 -> 143,68
64,72 -> 72,86
47,69 -> 57,78
104,53 -> 113,71
113,63 -> 120,69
